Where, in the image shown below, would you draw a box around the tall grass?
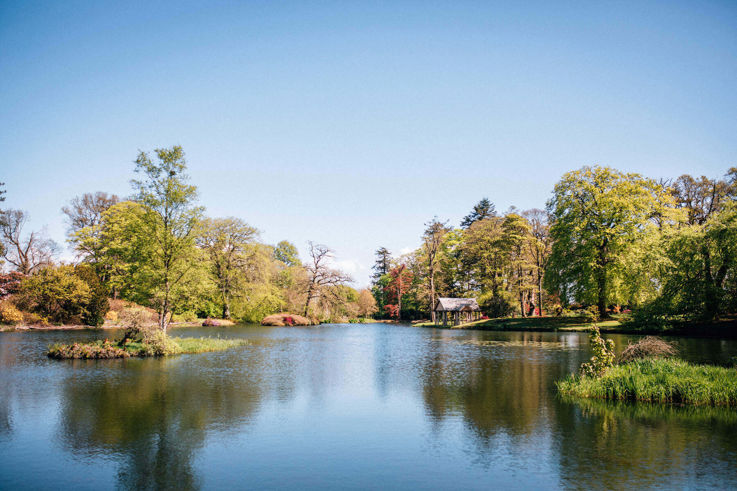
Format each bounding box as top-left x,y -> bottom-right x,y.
557,358 -> 737,406
172,336 -> 248,353
48,336 -> 248,359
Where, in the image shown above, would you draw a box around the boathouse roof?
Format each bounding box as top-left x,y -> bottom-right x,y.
434,297 -> 480,312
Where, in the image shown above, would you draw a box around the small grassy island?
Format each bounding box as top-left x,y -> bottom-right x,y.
48,336 -> 248,359
558,327 -> 737,407
47,309 -> 248,359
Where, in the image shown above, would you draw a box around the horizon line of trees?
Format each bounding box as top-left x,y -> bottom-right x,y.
2,155 -> 736,328
371,166 -> 737,325
0,146 -> 377,328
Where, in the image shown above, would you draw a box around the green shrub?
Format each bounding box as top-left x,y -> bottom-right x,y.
74,264 -> 109,326
479,293 -> 515,318
139,329 -> 181,356
582,306 -> 600,323
579,326 -> 615,377
628,301 -> 673,330
0,301 -> 24,324
118,307 -> 158,344
21,311 -> 47,326
172,310 -> 198,323
16,265 -> 91,324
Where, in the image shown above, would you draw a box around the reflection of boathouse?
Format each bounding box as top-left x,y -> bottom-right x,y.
434,297 -> 481,326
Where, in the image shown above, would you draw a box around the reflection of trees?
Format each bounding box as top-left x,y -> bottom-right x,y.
0,339 -> 16,436
553,397 -> 737,488
420,330 -> 737,487
421,332 -> 579,447
58,346 -> 282,490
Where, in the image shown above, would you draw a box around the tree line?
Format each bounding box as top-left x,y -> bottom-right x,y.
0,147 -> 377,328
371,166 -> 737,325
2,154 -> 736,328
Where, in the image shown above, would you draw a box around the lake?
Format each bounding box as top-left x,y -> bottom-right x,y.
1,324 -> 736,489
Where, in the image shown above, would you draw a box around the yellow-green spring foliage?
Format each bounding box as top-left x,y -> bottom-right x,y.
579,326 -> 615,377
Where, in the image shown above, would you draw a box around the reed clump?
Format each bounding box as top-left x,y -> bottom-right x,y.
557,358 -> 737,406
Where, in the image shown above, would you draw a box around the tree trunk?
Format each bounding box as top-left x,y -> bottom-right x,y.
398,276 -> 403,321
538,272 -> 544,316
303,279 -> 314,316
519,291 -> 526,317
702,246 -> 720,320
430,273 -> 436,323
596,271 -> 607,320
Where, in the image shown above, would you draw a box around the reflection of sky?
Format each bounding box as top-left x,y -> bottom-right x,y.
1,326 -> 736,489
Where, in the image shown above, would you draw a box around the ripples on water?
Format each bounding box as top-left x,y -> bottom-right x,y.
0,324 -> 736,489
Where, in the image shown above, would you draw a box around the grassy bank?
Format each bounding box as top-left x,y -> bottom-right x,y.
416,315 -> 737,338
557,358 -> 737,406
416,315 -> 621,331
48,336 -> 248,359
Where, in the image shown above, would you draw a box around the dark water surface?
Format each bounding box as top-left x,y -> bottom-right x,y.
1,324 -> 737,490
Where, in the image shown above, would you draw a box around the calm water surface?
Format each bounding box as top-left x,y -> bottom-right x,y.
1,324 -> 736,490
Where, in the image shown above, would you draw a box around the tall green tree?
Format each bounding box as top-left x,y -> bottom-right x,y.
197,217 -> 258,319
422,218 -> 451,321
371,247 -> 393,313
546,166 -> 671,317
273,240 -> 300,266
131,146 -> 203,330
72,201 -> 150,300
523,209 -> 551,315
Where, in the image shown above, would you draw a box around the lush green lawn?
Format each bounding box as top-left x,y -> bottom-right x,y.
48,336 -> 249,359
416,315 -> 622,331
557,358 -> 737,406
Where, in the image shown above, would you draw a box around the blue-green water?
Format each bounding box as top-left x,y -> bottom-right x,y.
1,324 -> 736,489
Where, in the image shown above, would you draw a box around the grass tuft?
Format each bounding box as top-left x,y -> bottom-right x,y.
557,358 -> 737,406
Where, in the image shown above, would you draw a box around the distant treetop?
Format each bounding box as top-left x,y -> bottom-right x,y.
461,198 -> 496,228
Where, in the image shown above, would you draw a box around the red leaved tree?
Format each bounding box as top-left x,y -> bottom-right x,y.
384,264 -> 413,320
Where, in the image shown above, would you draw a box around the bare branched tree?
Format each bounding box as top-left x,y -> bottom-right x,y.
62,192 -> 120,235
0,209 -> 57,274
303,242 -> 352,316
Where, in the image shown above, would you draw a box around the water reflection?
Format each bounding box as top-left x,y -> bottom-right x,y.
0,326 -> 736,489
554,397 -> 737,488
58,354 -> 267,489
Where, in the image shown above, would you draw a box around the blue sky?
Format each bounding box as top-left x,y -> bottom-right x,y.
1,1 -> 736,285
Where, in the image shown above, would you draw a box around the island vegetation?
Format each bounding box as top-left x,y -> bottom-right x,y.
47,306 -> 248,359
557,327 -> 737,407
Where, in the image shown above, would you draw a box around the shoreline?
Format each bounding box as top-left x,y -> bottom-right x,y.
416,316 -> 737,339
5,317 -> 737,340
2,320 -> 234,331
